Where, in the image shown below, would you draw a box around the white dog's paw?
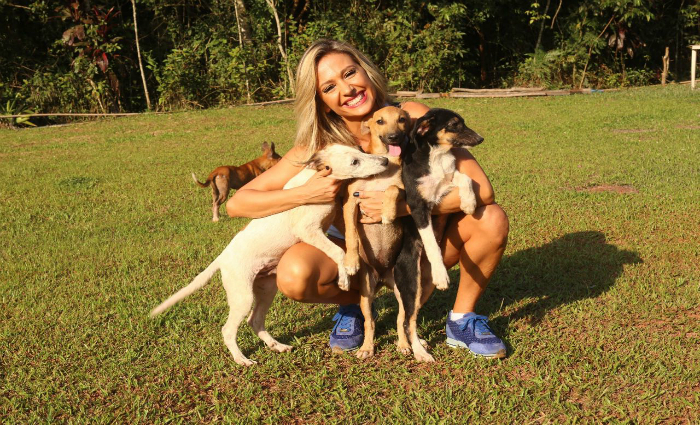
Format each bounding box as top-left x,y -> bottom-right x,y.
269,341 -> 293,353
460,194 -> 477,216
432,265 -> 451,291
337,271 -> 351,291
234,356 -> 257,367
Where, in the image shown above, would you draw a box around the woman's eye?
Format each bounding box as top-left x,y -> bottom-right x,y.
345,69 -> 356,78
322,84 -> 335,94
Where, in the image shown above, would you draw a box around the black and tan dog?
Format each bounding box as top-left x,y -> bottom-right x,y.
192,142 -> 281,221
342,105 -> 411,358
394,108 -> 484,361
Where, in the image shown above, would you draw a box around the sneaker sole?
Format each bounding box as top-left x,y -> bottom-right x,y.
446,338 -> 506,359
331,345 -> 359,354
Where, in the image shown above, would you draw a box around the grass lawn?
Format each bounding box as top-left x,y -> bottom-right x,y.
1,85 -> 699,423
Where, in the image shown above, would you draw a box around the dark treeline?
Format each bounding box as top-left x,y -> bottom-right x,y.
1,0 -> 698,116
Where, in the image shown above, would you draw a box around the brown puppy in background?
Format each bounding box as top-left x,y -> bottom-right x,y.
342,105 -> 412,358
192,142 -> 281,221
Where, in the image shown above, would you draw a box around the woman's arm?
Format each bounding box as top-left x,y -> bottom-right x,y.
226,145 -> 344,218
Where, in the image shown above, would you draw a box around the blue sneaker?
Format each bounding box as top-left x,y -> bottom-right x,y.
446,312 -> 506,358
329,304 -> 365,353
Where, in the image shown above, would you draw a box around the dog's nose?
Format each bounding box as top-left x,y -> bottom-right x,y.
387,133 -> 399,142
475,135 -> 484,145
380,156 -> 389,166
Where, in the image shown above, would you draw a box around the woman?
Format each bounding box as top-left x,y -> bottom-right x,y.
227,40 -> 509,358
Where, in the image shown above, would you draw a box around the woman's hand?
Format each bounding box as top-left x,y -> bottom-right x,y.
300,167 -> 344,204
355,190 -> 398,224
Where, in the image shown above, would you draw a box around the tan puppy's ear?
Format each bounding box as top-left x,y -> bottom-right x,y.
360,119 -> 371,135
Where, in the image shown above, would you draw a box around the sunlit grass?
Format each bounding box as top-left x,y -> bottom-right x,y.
1,85 -> 698,422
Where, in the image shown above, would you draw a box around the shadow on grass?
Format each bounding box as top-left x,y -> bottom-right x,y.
265,231 -> 641,353
414,230 -> 642,347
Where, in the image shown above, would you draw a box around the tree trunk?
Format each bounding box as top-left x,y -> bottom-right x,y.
131,0 -> 151,111
662,47 -> 670,86
535,0 -> 551,52
266,0 -> 295,96
233,0 -> 252,103
234,0 -> 253,45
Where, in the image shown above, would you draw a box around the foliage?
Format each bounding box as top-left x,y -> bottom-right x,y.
1,0 -> 699,116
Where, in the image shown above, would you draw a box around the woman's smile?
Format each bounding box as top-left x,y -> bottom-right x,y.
343,90 -> 367,108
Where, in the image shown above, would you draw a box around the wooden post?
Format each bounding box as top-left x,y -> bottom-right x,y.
692,45 -> 700,90
662,47 -> 670,86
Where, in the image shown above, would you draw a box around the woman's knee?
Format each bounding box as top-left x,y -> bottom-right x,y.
276,257 -> 316,302
478,203 -> 509,248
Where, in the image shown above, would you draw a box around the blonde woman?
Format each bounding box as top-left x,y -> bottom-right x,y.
227,39 -> 508,358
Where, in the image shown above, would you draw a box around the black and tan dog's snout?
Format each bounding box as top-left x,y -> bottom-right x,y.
456,129 -> 484,147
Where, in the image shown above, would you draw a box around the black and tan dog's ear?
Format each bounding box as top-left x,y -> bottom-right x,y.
360,119 -> 371,135
415,116 -> 434,136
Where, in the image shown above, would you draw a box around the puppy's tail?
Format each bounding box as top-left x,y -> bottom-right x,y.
149,259 -> 220,317
192,172 -> 210,188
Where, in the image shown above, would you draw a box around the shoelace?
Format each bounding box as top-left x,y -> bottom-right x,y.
333,310 -> 361,332
462,314 -> 493,336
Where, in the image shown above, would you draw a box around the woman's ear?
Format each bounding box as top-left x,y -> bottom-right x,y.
324,105 -> 331,113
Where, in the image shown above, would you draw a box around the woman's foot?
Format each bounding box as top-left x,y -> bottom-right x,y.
445,312 -> 506,358
329,304 -> 365,353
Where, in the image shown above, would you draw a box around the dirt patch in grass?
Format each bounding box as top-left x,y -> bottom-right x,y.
578,184 -> 639,194
676,125 -> 700,130
611,129 -> 656,134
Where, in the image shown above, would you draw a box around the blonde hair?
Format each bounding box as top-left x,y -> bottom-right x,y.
294,39 -> 389,161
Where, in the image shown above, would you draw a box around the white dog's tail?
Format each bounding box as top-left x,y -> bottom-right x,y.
149,259 -> 220,317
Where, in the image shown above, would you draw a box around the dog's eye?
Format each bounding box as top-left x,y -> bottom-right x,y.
376,119 -> 384,125
398,117 -> 406,123
351,159 -> 359,166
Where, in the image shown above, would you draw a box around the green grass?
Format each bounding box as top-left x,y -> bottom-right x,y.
2,85 -> 699,423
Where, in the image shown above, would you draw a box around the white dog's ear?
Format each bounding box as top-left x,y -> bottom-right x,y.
304,151 -> 325,171
361,119 -> 372,135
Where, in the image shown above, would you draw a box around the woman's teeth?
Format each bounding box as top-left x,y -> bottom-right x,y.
346,92 -> 365,107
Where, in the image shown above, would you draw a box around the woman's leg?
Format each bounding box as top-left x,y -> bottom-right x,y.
419,203 -> 509,311
276,238 -> 361,305
433,203 -> 509,357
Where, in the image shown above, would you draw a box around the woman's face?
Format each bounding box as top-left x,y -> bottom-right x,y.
316,52 -> 376,122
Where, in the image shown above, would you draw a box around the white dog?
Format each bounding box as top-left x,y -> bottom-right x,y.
150,144 -> 390,366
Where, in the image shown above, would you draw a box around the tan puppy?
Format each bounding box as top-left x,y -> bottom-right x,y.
342,106 -> 413,358
192,142 -> 281,222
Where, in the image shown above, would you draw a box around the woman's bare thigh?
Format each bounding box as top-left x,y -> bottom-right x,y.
276,237 -> 359,303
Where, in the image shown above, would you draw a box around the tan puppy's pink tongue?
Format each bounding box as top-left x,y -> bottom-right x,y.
388,145 -> 401,157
